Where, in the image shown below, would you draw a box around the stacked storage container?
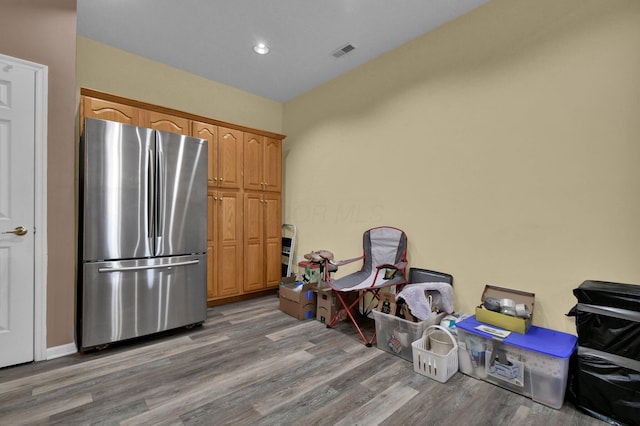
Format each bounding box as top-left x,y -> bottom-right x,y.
567,280 -> 640,426
373,267 -> 453,362
456,316 -> 576,409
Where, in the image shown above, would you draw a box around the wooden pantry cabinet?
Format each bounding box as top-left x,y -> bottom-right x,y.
195,121 -> 244,300
80,88 -> 284,305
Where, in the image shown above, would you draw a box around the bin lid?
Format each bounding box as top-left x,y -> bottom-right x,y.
457,316 -> 577,358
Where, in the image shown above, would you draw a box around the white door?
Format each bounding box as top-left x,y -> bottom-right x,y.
0,55 -> 37,368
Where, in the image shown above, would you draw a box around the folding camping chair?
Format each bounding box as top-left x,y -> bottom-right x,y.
326,226 -> 408,346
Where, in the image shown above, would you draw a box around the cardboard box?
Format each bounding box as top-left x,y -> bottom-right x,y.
279,281 -> 317,320
398,303 -> 417,322
281,276 -> 297,285
316,288 -> 358,324
475,285 -> 535,334
315,280 -> 330,290
316,288 -> 335,324
376,291 -> 422,322
377,292 -> 397,315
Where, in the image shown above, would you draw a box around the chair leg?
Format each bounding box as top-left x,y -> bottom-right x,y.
329,290 -> 377,346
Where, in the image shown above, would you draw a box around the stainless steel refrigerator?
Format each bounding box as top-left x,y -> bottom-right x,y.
78,118 -> 208,351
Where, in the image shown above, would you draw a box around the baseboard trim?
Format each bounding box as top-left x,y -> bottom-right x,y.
207,288 -> 278,307
46,343 -> 77,360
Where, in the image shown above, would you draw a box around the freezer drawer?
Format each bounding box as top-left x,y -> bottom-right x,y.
80,254 -> 207,350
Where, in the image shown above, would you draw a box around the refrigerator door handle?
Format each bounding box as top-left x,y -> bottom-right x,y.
98,259 -> 200,273
147,149 -> 154,239
156,149 -> 165,242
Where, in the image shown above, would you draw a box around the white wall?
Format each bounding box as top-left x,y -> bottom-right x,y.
283,0 -> 640,333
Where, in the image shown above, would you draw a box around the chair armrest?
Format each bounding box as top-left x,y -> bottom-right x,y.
375,261 -> 407,271
334,256 -> 364,267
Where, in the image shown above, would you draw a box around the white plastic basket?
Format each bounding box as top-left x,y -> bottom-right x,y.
411,325 -> 459,383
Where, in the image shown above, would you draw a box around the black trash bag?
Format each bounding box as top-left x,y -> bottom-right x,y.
569,280 -> 640,359
573,280 -> 640,312
567,280 -> 640,426
567,350 -> 640,426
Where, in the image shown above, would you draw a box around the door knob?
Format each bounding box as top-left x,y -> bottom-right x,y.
3,226 -> 28,236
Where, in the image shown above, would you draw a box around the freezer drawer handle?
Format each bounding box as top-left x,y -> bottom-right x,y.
98,259 -> 200,273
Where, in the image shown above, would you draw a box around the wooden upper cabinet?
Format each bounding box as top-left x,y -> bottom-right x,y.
244,133 -> 263,191
192,122 -> 242,189
217,127 -> 243,189
143,110 -> 189,135
82,96 -> 140,127
192,122 -> 219,187
244,133 -> 282,192
264,137 -> 282,192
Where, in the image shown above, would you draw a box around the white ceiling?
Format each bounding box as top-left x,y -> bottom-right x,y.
77,0 -> 489,103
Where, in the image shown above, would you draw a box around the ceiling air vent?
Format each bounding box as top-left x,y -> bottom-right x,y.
332,43 -> 356,58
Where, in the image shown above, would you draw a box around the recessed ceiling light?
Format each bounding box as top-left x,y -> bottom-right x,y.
253,43 -> 270,55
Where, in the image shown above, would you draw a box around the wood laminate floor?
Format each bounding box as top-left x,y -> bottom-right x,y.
0,295 -> 605,426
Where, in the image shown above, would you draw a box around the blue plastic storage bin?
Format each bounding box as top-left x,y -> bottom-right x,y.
456,316 -> 577,409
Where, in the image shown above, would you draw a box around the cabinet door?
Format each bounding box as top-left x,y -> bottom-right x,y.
143,110 -> 189,135
263,137 -> 282,192
263,193 -> 282,289
243,193 -> 264,292
218,127 -> 243,189
192,121 -> 218,187
82,96 -> 140,127
208,190 -> 243,300
243,192 -> 281,292
243,133 -> 264,191
216,191 -> 243,297
207,246 -> 216,300
207,190 -> 217,299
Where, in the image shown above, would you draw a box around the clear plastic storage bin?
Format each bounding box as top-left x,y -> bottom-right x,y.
456,316 -> 577,409
372,310 -> 445,362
